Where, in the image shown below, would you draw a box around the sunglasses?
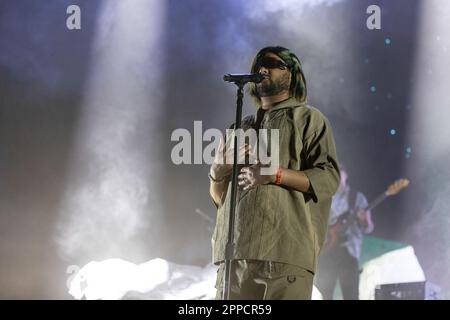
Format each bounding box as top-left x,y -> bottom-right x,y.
254,57 -> 289,71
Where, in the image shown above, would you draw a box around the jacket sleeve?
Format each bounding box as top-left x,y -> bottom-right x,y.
302,115 -> 340,203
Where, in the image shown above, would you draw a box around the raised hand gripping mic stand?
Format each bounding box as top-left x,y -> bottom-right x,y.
221,73 -> 263,300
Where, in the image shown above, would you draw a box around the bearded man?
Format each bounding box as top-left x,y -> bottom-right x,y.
209,46 -> 340,300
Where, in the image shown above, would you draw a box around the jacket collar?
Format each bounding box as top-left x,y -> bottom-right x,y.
254,97 -> 306,119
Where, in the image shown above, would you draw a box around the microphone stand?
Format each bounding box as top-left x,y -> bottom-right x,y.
222,81 -> 245,300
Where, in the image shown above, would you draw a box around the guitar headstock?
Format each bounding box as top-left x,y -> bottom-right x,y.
386,178 -> 410,196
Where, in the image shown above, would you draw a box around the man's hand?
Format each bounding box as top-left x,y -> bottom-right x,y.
210,136 -> 251,181
356,209 -> 374,233
238,161 -> 275,191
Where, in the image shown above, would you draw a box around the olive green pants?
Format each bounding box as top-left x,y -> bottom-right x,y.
215,260 -> 314,300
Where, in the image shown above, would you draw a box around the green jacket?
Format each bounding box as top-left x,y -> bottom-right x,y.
211,97 -> 340,273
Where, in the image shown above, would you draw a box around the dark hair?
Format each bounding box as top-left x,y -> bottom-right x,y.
248,46 -> 307,107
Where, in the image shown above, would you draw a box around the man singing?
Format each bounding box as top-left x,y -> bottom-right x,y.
209,46 -> 340,299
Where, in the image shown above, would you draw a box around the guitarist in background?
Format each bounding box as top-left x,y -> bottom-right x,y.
315,165 -> 374,300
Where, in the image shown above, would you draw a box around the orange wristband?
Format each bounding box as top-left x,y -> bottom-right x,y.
275,168 -> 283,185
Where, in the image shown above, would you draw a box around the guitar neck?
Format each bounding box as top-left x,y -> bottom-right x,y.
336,179 -> 409,228
366,192 -> 388,212
339,192 -> 387,224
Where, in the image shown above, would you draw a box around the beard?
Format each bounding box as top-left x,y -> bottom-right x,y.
256,73 -> 290,97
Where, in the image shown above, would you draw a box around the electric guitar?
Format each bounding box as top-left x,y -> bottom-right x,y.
322,178 -> 410,254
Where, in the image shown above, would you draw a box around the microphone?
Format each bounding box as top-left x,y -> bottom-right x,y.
223,73 -> 264,84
